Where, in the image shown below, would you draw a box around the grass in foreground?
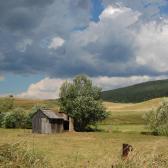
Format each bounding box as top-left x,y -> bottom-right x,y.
0,142 -> 51,168
0,129 -> 168,167
0,98 -> 167,167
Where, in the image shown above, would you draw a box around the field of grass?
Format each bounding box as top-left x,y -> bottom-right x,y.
0,97 -> 168,167
0,129 -> 168,167
14,98 -> 60,111
101,98 -> 164,126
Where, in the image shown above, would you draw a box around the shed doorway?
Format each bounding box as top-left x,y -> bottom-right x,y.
63,121 -> 69,131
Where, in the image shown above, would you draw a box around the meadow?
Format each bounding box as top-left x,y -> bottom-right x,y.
0,98 -> 168,167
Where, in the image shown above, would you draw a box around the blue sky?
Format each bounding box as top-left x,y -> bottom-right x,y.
1,0 -> 168,99
0,74 -> 43,95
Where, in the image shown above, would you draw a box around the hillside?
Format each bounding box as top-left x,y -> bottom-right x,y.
13,98 -> 59,111
12,97 -> 163,125
101,79 -> 168,103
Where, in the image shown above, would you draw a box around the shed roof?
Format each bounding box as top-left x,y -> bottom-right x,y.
40,109 -> 64,119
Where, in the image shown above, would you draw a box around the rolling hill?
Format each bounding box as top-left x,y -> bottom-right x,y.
101,79 -> 168,103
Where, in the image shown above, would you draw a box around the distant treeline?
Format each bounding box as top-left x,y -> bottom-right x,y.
101,79 -> 168,103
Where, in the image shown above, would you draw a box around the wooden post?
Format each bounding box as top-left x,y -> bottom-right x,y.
69,117 -> 74,132
122,144 -> 133,159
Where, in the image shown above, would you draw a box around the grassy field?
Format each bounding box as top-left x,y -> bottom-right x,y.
0,97 -> 168,167
14,98 -> 60,111
0,129 -> 168,167
101,98 -> 163,126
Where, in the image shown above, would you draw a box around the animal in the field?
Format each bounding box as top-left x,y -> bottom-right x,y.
122,144 -> 133,159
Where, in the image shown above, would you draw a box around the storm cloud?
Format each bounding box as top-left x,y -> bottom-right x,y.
0,0 -> 168,78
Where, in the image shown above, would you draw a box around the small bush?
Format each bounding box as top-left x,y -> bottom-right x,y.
0,112 -> 5,127
144,99 -> 168,136
0,142 -> 52,168
24,111 -> 35,129
2,108 -> 27,128
0,105 -> 43,129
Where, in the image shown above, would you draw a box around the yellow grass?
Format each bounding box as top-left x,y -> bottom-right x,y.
1,97 -> 168,167
12,97 -> 165,112
103,97 -> 165,112
0,129 -> 168,167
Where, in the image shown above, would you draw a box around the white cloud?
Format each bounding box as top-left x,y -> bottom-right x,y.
102,0 -> 167,20
17,75 -> 168,99
100,5 -> 123,19
92,75 -> 168,91
136,20 -> 168,72
64,5 -> 140,76
17,77 -> 69,99
48,37 -> 65,49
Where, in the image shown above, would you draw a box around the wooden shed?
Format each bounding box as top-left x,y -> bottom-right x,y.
32,109 -> 74,134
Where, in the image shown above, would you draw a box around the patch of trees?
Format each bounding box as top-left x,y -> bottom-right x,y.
144,100 -> 168,136
59,75 -> 108,131
0,97 -> 35,128
101,79 -> 168,103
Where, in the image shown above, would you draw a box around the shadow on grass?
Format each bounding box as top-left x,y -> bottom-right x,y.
141,131 -> 158,136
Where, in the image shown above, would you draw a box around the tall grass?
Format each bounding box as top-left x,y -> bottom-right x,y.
0,142 -> 51,168
50,152 -> 168,168
115,152 -> 168,168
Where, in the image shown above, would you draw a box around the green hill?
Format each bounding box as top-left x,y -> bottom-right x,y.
101,79 -> 168,103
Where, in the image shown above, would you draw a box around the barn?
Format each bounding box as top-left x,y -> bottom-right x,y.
32,109 -> 74,134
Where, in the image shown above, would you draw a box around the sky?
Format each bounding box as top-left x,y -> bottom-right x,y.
1,0 -> 168,99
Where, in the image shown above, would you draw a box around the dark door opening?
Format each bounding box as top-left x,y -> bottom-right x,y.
63,121 -> 69,131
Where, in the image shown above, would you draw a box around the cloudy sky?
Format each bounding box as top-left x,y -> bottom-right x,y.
1,0 -> 168,99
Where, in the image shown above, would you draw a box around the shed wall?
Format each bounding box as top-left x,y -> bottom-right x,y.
32,111 -> 64,134
41,117 -> 52,134
32,111 -> 46,133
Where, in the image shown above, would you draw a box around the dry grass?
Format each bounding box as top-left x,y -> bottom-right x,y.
14,98 -> 59,111
104,98 -> 164,112
12,97 -> 165,112
102,98 -> 167,125
0,97 -> 168,167
0,129 -> 168,167
0,141 -> 51,168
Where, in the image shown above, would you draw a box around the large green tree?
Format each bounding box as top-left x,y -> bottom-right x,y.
59,75 -> 107,131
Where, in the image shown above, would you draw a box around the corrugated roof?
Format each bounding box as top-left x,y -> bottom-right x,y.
41,109 -> 64,119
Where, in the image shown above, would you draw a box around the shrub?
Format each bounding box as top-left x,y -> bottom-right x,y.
25,111 -> 35,129
0,112 -> 5,127
0,142 -> 52,168
2,108 -> 27,128
144,99 -> 168,136
0,105 -> 44,129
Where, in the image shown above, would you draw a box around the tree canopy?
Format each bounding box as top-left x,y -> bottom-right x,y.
59,75 -> 107,131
